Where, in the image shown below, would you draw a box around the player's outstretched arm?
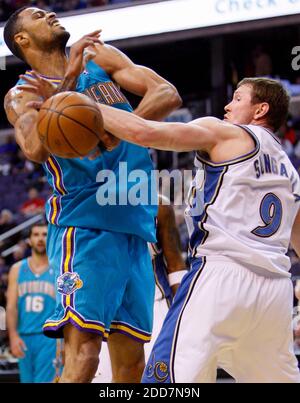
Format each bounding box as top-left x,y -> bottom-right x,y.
92,44 -> 182,120
6,263 -> 26,358
98,104 -> 255,157
4,88 -> 49,163
98,104 -> 225,152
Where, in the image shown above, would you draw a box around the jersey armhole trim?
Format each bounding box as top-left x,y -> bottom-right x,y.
15,259 -> 24,282
196,125 -> 260,168
263,127 -> 282,145
25,70 -> 62,84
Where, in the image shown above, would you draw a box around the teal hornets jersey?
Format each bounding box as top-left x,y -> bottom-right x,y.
17,259 -> 56,335
17,61 -> 157,242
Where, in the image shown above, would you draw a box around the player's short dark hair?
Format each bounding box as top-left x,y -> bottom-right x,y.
28,222 -> 47,237
3,6 -> 30,62
237,77 -> 290,132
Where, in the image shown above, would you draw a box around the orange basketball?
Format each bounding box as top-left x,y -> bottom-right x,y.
37,91 -> 103,158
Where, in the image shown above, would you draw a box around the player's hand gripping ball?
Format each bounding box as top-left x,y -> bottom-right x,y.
37,91 -> 116,158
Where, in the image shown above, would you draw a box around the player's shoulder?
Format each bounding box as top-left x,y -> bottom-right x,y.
189,116 -> 221,126
94,43 -> 123,58
8,260 -> 23,279
4,84 -> 40,126
11,260 -> 24,270
4,87 -> 14,123
5,85 -> 16,98
4,86 -> 18,109
190,116 -> 233,130
93,43 -> 132,73
190,117 -> 245,140
4,84 -> 25,109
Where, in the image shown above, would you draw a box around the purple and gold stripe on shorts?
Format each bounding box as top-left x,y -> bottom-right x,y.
110,321 -> 152,343
43,306 -> 109,339
45,156 -> 67,196
48,195 -> 62,225
60,227 -> 76,309
45,156 -> 67,225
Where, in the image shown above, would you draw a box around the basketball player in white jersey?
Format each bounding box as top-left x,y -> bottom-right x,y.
93,77 -> 300,383
94,196 -> 187,382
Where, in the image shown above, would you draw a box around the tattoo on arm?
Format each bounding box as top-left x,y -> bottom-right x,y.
4,92 -> 20,124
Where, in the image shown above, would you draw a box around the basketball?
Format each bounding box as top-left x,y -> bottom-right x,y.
37,91 -> 103,158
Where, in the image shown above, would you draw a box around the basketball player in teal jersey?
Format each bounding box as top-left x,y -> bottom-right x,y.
3,7 -> 181,382
6,224 -> 59,383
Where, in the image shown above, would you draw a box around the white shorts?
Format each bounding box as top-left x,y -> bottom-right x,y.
142,258 -> 300,383
144,297 -> 169,361
93,290 -> 169,383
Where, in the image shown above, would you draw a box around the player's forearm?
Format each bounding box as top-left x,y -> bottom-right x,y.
98,104 -> 152,146
6,307 -> 19,337
15,111 -> 49,163
159,230 -> 187,273
98,104 -> 181,151
56,73 -> 77,93
99,104 -> 197,151
134,84 -> 182,121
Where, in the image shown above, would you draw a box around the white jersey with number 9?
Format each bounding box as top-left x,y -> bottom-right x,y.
185,124 -> 300,277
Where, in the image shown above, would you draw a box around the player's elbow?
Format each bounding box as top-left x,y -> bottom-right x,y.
20,137 -> 49,163
160,83 -> 182,110
30,153 -> 49,164
23,147 -> 49,164
171,87 -> 183,110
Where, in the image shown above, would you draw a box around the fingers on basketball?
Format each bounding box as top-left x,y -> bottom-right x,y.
37,92 -> 105,159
